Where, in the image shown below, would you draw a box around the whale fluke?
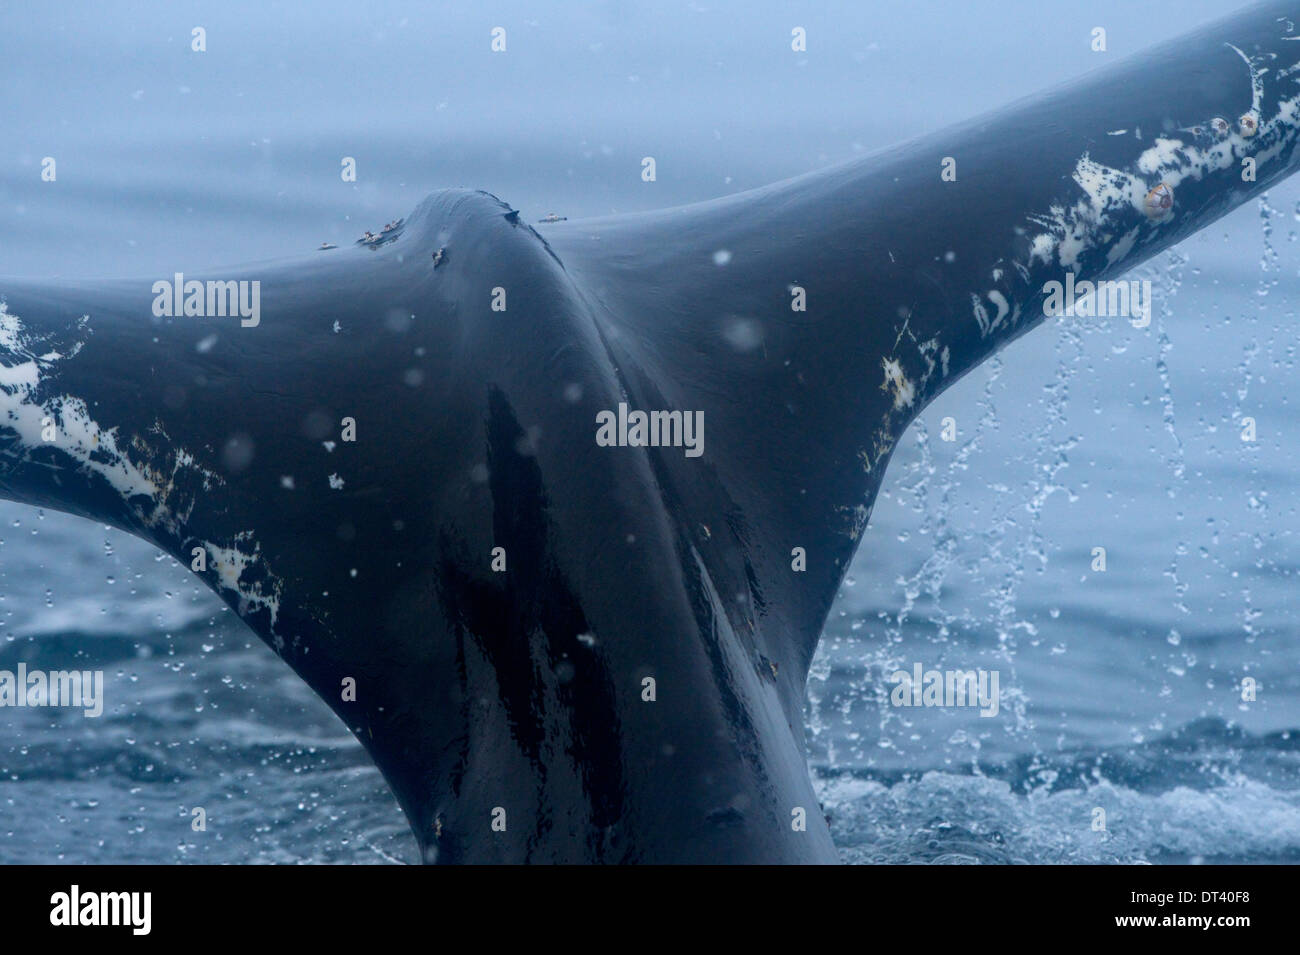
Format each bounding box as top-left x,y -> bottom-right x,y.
3,1 -> 1299,863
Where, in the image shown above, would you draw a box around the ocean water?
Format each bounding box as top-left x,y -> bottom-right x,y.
2,0 -> 1299,864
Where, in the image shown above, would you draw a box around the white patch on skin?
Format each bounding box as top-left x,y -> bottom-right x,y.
1107,226 -> 1141,265
916,337 -> 940,384
987,290 -> 1011,334
0,303 -> 167,510
0,360 -> 38,390
902,30 -> 1300,490
328,472 -> 345,489
1014,36 -> 1300,295
1228,43 -> 1266,116
0,300 -> 285,636
849,503 -> 868,539
970,293 -> 991,337
203,534 -> 283,631
1134,138 -> 1193,175
880,357 -> 915,410
1029,233 -> 1057,265
838,502 -> 870,540
860,334 -> 949,483
970,290 -> 1019,339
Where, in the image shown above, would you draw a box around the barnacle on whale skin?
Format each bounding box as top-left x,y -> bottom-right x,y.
1143,182 -> 1175,220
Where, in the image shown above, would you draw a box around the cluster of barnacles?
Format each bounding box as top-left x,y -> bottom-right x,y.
356,219 -> 404,249
314,218 -> 406,252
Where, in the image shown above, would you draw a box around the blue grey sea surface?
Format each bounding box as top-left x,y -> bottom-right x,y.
1,0 -> 1297,863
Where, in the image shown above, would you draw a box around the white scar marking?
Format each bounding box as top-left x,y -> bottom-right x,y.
880,357 -> 915,410
1017,37 -> 1300,281
837,502 -> 870,540
970,293 -> 991,337
0,304 -> 165,507
202,535 -> 283,631
1227,43 -> 1266,115
1107,226 -> 1141,266
987,290 -> 1011,334
893,316 -> 912,351
0,300 -> 284,633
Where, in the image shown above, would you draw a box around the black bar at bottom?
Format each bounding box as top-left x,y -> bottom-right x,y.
0,863 -> 1284,940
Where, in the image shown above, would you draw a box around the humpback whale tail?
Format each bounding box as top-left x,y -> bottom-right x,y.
2,1 -> 1299,862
